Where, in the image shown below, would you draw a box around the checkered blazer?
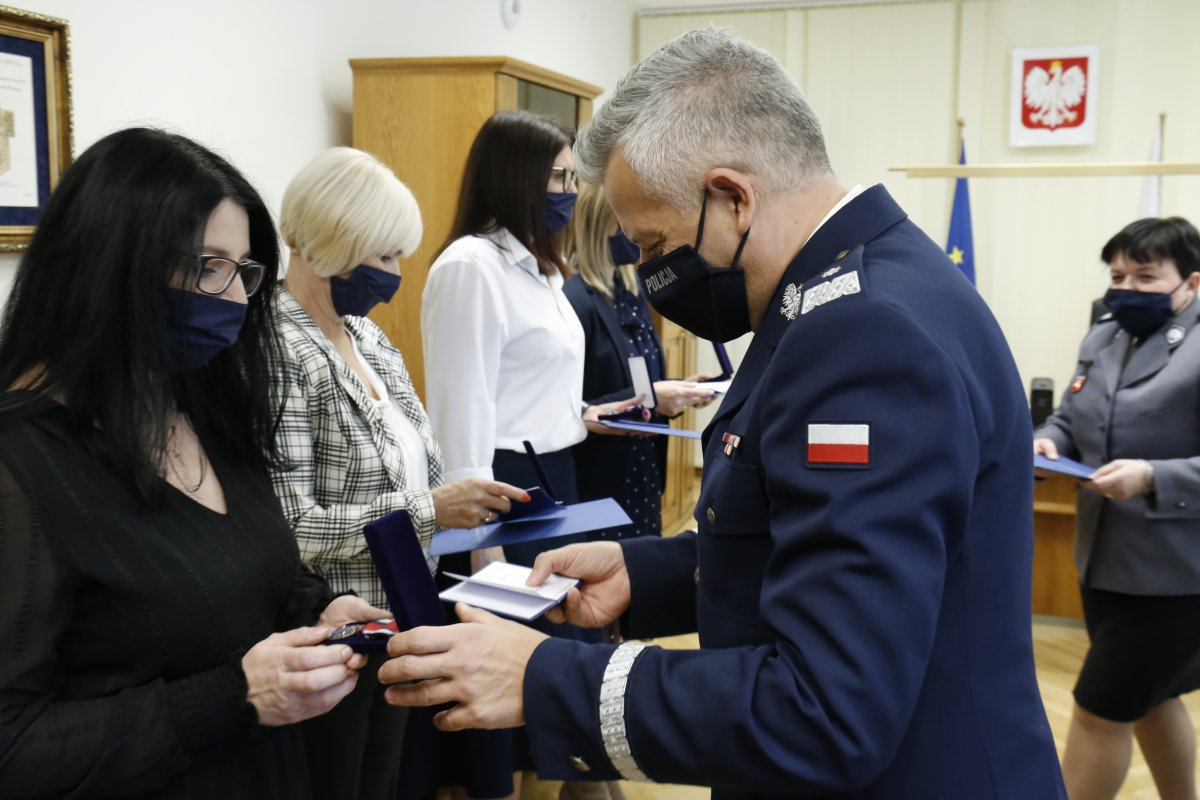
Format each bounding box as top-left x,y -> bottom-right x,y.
269,286 -> 443,606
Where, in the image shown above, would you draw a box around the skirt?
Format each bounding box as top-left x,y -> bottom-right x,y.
1074,584 -> 1200,722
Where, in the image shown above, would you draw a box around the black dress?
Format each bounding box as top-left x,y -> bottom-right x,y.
563,273 -> 668,539
0,398 -> 332,799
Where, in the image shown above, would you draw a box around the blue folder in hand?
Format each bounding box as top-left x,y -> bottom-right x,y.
1034,453 -> 1096,480
431,498 -> 632,556
325,509 -> 445,652
495,442 -> 565,523
496,485 -> 563,522
600,420 -> 703,439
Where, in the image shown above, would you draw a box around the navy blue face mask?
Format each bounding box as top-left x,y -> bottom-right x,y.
1103,280 -> 1184,338
608,229 -> 641,267
636,192 -> 751,343
544,192 -> 577,234
163,288 -> 248,371
330,264 -> 402,318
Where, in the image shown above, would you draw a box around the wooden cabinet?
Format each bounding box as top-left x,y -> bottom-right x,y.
1032,474 -> 1084,618
350,56 -> 601,400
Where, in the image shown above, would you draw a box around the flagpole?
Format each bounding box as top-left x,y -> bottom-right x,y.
1157,111 -> 1167,212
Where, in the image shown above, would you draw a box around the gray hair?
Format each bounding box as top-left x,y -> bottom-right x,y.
575,26 -> 831,210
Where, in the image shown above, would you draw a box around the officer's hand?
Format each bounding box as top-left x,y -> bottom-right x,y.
379,603 -> 548,731
1033,438 -> 1059,459
529,542 -> 631,627
242,627 -> 360,726
1088,459 -> 1151,500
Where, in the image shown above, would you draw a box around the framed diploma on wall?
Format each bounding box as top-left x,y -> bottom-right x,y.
0,5 -> 70,251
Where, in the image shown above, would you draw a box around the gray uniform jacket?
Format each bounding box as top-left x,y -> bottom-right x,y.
1035,299 -> 1200,595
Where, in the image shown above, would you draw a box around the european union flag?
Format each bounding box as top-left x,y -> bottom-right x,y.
946,143 -> 975,285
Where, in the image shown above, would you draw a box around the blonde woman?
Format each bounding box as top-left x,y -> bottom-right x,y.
565,183 -> 716,537
271,147 -> 526,800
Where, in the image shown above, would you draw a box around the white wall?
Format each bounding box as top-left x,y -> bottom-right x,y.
0,0 -> 637,304
638,0 -> 1200,409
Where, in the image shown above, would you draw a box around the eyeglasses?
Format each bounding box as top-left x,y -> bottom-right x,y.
551,166 -> 578,193
192,254 -> 266,297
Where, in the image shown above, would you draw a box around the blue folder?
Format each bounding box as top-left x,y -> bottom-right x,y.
431,497 -> 632,556
600,419 -> 703,439
1034,453 -> 1096,480
496,485 -> 561,522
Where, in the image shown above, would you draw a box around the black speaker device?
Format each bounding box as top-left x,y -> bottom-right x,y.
1030,377 -> 1054,429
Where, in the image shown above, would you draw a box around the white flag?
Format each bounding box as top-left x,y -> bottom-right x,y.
1137,126 -> 1162,218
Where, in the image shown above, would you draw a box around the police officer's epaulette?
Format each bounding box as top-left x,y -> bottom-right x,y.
787,247 -> 867,319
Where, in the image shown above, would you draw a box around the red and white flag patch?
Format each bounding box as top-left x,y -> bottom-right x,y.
807,423 -> 870,465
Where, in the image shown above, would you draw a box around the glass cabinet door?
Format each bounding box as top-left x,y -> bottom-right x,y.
516,79 -> 578,128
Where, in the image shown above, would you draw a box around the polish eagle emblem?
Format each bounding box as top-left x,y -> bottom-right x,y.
1023,59 -> 1087,130
781,283 -> 802,320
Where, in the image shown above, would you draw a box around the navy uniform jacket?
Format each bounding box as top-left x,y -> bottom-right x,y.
524,186 -> 1065,799
1035,303 -> 1200,595
563,274 -> 669,504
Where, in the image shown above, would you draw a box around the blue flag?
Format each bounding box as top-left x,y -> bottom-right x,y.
946,143 -> 975,285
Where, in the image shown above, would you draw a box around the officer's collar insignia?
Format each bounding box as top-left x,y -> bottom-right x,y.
820,265 -> 841,278
802,270 -> 861,316
781,283 -> 803,320
1167,325 -> 1186,346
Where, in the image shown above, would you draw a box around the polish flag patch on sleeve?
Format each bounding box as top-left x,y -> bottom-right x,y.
806,423 -> 871,467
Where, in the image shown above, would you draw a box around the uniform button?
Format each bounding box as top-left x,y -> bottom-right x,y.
706,507 -> 716,525
835,249 -> 849,261
1178,501 -> 1188,509
569,755 -> 591,773
693,567 -> 700,585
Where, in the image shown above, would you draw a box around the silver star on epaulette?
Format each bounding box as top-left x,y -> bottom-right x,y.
781,283 -> 803,320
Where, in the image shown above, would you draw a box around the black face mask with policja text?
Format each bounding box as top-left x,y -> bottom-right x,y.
637,192 -> 752,343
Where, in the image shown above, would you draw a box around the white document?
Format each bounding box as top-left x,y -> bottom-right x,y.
699,378 -> 732,395
628,355 -> 656,408
440,562 -> 579,620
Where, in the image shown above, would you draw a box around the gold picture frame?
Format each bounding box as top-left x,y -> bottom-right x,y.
0,4 -> 71,251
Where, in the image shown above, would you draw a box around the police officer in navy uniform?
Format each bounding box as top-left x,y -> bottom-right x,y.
380,28 -> 1067,799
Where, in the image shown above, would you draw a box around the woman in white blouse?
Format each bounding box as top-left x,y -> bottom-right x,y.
269,147 -> 527,800
423,112 -> 633,559
421,111 -> 633,800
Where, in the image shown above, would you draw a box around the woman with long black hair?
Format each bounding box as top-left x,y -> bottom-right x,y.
0,127 -> 385,798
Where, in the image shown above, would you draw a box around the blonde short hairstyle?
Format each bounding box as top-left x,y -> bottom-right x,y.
281,147 -> 422,278
572,183 -> 638,299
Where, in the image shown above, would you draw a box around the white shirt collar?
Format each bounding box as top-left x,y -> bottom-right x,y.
484,227 -> 539,276
804,184 -> 866,247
